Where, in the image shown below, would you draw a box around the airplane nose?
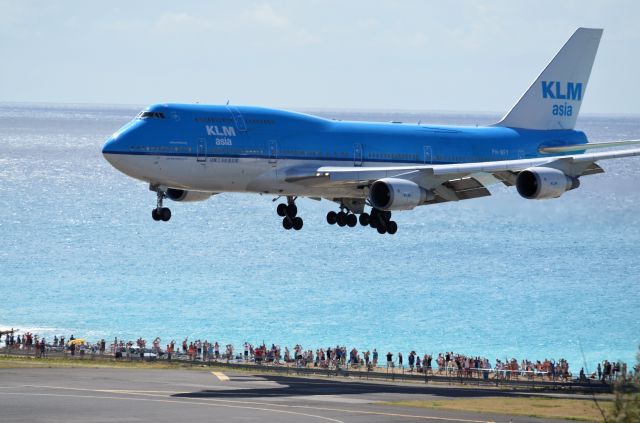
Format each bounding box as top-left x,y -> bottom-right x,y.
102,135 -> 118,155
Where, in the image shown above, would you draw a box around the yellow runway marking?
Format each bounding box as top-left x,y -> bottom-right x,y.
211,371 -> 230,381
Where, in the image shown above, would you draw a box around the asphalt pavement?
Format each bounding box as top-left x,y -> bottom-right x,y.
0,367 -> 581,422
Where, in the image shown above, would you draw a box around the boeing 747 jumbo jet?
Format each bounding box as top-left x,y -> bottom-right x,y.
103,28 -> 640,234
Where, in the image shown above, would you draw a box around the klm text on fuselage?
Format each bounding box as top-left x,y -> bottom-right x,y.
542,80 -> 583,117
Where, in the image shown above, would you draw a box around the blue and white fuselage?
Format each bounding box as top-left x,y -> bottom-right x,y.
102,28 -> 640,233
103,104 -> 587,197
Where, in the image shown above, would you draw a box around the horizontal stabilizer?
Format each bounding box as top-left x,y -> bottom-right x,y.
539,139 -> 640,153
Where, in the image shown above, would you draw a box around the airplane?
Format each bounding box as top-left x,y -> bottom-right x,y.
102,28 -> 640,235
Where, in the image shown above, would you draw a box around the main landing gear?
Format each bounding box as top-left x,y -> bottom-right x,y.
276,197 -> 303,230
368,208 -> 397,235
151,190 -> 171,222
326,207 -> 397,235
326,208 -> 357,227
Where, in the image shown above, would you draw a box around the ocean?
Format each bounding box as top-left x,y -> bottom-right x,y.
1,102 -> 638,371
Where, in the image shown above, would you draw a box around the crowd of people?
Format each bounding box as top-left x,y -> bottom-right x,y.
2,329 -> 638,383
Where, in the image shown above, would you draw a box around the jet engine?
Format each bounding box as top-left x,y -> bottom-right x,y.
165,188 -> 215,202
516,167 -> 580,199
368,178 -> 432,211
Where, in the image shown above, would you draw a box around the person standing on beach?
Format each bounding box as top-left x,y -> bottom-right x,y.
398,352 -> 403,368
597,362 -> 602,381
386,352 -> 393,368
373,349 -> 378,367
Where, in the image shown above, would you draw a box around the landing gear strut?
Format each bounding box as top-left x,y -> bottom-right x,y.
151,189 -> 171,222
276,196 -> 303,230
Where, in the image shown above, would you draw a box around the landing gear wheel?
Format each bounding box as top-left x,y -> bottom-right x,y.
277,203 -> 287,217
152,209 -> 161,221
359,213 -> 370,226
292,217 -> 303,230
346,214 -> 357,227
326,211 -> 337,225
377,224 -> 387,234
336,211 -> 347,227
160,207 -> 171,222
286,203 -> 298,218
282,217 -> 293,230
387,220 -> 398,235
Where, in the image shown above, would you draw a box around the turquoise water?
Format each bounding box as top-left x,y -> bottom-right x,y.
1,103 -> 639,371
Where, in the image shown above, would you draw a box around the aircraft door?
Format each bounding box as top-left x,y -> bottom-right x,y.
197,138 -> 206,162
423,145 -> 433,164
353,143 -> 363,166
268,140 -> 277,165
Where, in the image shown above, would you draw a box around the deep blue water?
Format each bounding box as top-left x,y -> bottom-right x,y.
1,103 -> 638,371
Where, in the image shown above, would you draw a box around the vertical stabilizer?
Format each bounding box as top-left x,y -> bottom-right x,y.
495,28 -> 602,130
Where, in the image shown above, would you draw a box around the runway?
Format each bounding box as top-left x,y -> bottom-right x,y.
0,368 -> 572,422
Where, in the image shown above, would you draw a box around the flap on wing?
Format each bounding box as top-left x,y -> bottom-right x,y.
581,162 -> 604,176
440,177 -> 491,201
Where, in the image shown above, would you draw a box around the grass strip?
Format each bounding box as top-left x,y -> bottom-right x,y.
380,397 -> 612,422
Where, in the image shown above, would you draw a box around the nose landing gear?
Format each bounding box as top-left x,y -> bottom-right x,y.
276,197 -> 303,230
151,189 -> 171,222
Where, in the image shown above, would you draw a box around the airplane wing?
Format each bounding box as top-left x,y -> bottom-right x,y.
287,147 -> 640,204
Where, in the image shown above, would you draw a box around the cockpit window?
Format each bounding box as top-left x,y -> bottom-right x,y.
137,111 -> 165,120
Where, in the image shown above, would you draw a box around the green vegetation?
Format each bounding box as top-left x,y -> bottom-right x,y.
607,345 -> 640,423
381,397 -> 612,422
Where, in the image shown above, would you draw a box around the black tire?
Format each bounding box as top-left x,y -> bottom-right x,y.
152,209 -> 161,221
382,211 -> 392,221
369,217 -> 378,228
346,214 -> 357,227
277,203 -> 287,217
282,217 -> 293,230
326,211 -> 337,225
293,217 -> 303,230
387,220 -> 398,235
377,224 -> 387,234
336,211 -> 347,227
286,203 -> 297,218
359,213 -> 370,226
161,207 -> 171,222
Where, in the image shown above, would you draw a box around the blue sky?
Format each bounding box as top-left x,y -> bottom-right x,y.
1,0 -> 639,113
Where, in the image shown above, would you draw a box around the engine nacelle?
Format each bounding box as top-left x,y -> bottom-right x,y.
516,167 -> 580,199
165,188 -> 215,203
369,178 -> 432,211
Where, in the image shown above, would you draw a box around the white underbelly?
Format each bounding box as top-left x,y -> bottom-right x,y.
105,153 -> 372,198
